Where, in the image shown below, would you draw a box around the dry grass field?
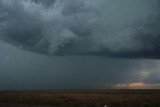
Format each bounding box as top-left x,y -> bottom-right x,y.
0,89 -> 160,107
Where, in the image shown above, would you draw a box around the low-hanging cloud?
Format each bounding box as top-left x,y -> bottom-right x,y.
0,0 -> 160,58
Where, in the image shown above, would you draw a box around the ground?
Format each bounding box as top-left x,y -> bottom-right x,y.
0,89 -> 160,107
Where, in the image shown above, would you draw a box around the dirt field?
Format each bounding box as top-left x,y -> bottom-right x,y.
0,89 -> 160,107
0,103 -> 52,107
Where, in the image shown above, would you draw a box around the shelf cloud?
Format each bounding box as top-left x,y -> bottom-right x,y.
0,0 -> 160,58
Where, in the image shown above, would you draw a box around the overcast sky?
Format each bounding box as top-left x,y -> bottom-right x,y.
0,0 -> 160,90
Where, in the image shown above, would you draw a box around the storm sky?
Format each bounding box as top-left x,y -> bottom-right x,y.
0,0 -> 160,90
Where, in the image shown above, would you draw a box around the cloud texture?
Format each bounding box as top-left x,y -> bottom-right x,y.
0,0 -> 160,58
0,40 -> 160,89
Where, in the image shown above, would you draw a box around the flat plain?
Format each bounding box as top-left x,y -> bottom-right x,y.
0,89 -> 160,107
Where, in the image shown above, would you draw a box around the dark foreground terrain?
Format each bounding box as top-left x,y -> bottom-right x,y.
0,89 -> 160,107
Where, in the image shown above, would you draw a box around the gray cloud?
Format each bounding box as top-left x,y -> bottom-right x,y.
0,40 -> 160,90
0,0 -> 160,90
32,0 -> 56,7
0,0 -> 160,58
0,40 -> 140,90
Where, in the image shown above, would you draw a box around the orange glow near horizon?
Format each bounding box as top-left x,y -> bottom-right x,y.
128,82 -> 144,87
113,82 -> 160,89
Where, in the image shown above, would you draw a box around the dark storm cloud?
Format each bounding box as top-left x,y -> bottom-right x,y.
31,0 -> 56,7
0,40 -> 139,89
0,41 -> 159,89
0,0 -> 160,58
